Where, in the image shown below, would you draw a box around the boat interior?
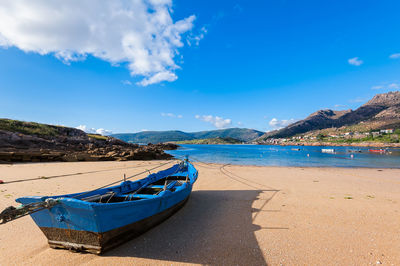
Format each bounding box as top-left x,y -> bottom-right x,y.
80,174 -> 189,204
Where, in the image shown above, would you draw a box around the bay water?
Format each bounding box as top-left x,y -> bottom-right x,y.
167,144 -> 400,168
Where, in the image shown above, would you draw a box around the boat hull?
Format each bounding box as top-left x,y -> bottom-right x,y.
15,161 -> 198,254
42,197 -> 189,254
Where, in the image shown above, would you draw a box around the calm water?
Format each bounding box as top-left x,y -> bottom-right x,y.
167,144 -> 400,168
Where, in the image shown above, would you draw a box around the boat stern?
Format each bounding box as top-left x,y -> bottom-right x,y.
16,196 -> 104,253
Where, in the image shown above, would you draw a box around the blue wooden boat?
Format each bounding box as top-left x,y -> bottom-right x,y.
1,160 -> 198,254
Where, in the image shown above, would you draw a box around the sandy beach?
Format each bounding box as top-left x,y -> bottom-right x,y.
0,160 -> 399,265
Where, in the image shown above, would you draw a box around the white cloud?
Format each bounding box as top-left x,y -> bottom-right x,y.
389,53 -> 400,59
76,125 -> 112,136
96,128 -> 113,136
371,85 -> 384,90
268,118 -> 295,129
0,0 -> 197,86
121,80 -> 132,86
371,82 -> 399,90
161,112 -> 183,118
348,57 -> 363,66
138,71 -> 177,86
334,104 -> 347,109
161,112 -> 174,117
195,115 -> 232,129
347,57 -> 364,66
187,26 -> 207,46
349,97 -> 366,103
0,34 -> 10,47
76,125 -> 91,132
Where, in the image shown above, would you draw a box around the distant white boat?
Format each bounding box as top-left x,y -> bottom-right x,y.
321,148 -> 335,154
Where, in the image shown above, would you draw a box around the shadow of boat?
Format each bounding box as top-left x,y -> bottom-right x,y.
103,190 -> 273,265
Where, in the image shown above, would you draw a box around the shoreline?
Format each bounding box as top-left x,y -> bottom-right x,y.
193,161 -> 400,170
3,159 -> 400,170
176,142 -> 400,148
259,142 -> 400,148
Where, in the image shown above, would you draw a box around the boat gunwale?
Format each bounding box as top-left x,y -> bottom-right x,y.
16,162 -> 197,209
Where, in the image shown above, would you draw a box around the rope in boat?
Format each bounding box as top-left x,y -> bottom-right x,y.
71,159 -> 180,199
122,161 -> 184,202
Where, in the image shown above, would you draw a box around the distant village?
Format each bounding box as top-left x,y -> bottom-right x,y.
258,128 -> 400,145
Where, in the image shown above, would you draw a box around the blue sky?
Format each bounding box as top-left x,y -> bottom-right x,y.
0,0 -> 400,134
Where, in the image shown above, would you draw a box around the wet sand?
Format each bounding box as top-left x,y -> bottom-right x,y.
0,161 -> 399,265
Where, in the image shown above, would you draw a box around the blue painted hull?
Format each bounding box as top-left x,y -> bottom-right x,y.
16,161 -> 198,253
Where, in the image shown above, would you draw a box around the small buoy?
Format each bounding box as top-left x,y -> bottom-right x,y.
350,154 -> 354,158
307,154 -> 310,157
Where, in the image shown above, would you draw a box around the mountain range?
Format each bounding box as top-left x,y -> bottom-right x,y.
111,128 -> 264,144
111,91 -> 400,144
258,91 -> 400,141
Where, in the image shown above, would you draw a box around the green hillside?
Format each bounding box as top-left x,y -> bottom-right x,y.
112,128 -> 264,144
112,130 -> 194,144
191,128 -> 263,141
175,137 -> 242,144
0,118 -> 60,136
